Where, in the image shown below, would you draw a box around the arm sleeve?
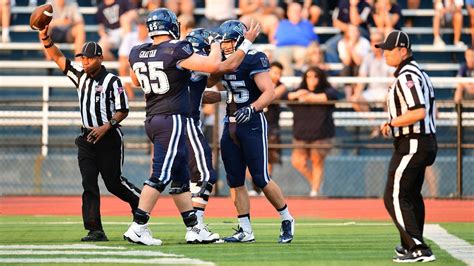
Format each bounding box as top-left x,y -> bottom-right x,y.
398,73 -> 425,110
112,77 -> 129,111
248,52 -> 270,78
174,41 -> 195,66
62,58 -> 84,89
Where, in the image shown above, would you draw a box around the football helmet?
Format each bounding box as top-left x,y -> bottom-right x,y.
218,20 -> 247,50
146,8 -> 180,39
185,28 -> 213,55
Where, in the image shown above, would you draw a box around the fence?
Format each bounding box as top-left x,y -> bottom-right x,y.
0,76 -> 473,198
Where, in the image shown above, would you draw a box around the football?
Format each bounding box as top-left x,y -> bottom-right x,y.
29,4 -> 53,31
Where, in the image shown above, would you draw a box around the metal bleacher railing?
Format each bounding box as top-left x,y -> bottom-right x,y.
0,75 -> 473,198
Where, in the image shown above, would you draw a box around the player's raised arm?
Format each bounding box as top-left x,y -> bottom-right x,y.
38,25 -> 67,72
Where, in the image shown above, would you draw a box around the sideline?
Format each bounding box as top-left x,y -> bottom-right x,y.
425,224 -> 474,266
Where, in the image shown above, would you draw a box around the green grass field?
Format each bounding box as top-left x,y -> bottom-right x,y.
0,216 -> 472,266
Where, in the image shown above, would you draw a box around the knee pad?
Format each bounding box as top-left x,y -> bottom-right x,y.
144,177 -> 168,193
169,180 -> 190,195
191,181 -> 214,204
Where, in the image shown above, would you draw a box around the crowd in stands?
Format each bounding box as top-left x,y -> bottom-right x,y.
1,0 -> 473,197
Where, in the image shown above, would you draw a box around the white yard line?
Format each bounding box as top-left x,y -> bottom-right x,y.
0,258 -> 214,265
0,244 -> 214,265
425,224 -> 474,266
0,221 -> 393,226
0,250 -> 181,257
0,244 -> 125,250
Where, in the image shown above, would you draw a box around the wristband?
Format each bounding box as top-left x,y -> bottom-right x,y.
41,35 -> 50,41
44,42 -> 54,49
238,39 -> 252,54
219,91 -> 228,103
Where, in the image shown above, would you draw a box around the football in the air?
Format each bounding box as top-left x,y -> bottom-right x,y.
29,4 -> 53,31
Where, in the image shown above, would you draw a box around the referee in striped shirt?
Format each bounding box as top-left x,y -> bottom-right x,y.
39,26 -> 141,242
376,30 -> 437,263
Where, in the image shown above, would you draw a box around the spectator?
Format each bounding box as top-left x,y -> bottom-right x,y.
302,42 -> 329,73
351,31 -> 394,138
466,0 -> 474,46
338,24 -> 371,98
118,12 -> 151,101
0,0 -> 13,43
351,31 -> 394,111
239,0 -> 280,43
301,0 -> 322,25
197,0 -> 236,30
47,0 -> 85,59
178,13 -> 195,40
265,61 -> 287,176
433,0 -> 465,47
325,0 -> 372,64
283,67 -> 338,197
96,0 -> 136,60
405,0 -> 420,27
372,0 -> 402,35
142,0 -> 163,11
454,47 -> 474,103
274,1 -> 319,76
165,0 -> 194,16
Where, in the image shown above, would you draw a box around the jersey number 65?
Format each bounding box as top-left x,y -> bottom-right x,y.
132,61 -> 170,95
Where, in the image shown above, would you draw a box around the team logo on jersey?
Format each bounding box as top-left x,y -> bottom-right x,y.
95,85 -> 103,92
260,57 -> 269,68
117,87 -> 124,95
182,44 -> 193,55
406,80 -> 414,89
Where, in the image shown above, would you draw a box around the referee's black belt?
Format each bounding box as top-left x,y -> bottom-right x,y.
395,133 -> 436,140
80,127 -> 92,137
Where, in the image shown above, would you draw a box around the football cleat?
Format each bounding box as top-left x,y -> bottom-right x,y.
393,247 -> 436,263
123,222 -> 162,246
81,230 -> 108,242
279,219 -> 295,243
223,226 -> 255,243
185,224 -> 220,244
395,245 -> 407,257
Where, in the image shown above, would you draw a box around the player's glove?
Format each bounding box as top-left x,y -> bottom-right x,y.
234,105 -> 255,124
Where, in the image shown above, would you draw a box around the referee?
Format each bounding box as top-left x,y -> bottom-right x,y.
376,30 -> 437,263
39,26 -> 141,241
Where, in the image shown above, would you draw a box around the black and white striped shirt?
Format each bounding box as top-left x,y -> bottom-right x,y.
63,59 -> 129,128
387,56 -> 436,137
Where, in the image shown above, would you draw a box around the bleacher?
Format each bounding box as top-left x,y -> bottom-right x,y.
1,0 -> 473,197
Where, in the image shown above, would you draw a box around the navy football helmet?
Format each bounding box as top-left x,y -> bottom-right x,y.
146,8 -> 180,39
185,28 -> 213,55
218,20 -> 247,49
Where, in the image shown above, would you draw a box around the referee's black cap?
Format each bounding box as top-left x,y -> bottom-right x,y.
375,30 -> 411,50
75,42 -> 103,58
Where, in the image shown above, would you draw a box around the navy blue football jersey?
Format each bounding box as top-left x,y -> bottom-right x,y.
129,40 -> 194,116
221,50 -> 270,116
188,51 -> 209,121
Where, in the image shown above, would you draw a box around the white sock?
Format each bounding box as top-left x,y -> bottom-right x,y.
238,215 -> 252,233
278,205 -> 293,221
195,209 -> 204,225
2,27 -> 9,35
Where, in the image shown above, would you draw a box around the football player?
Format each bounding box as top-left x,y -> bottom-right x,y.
208,20 -> 295,243
184,24 -> 260,243
123,8 -> 222,245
